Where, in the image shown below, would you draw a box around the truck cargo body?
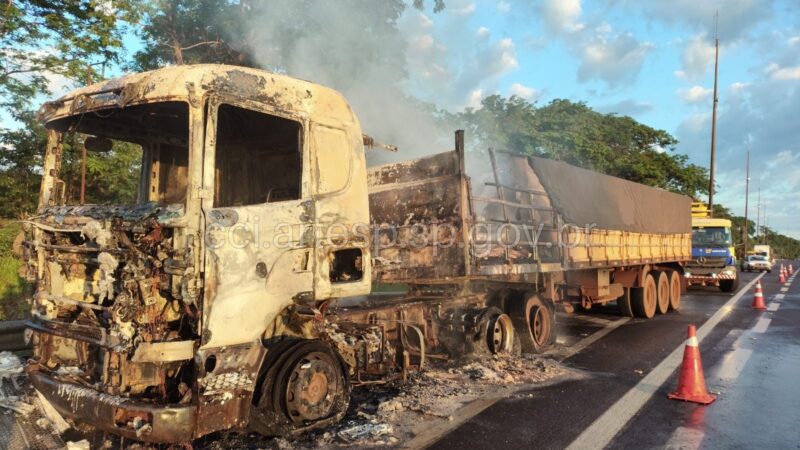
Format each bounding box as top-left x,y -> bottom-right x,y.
369,140 -> 692,309
22,65 -> 691,444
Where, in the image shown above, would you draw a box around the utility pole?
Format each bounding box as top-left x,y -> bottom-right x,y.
743,150 -> 750,256
756,186 -> 760,242
708,12 -> 720,217
763,202 -> 768,245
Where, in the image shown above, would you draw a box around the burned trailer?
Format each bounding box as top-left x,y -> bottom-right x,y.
365,134 -> 693,351
22,64 -> 690,445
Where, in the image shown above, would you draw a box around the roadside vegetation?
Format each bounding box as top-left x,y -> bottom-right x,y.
0,0 -> 797,317
0,221 -> 29,320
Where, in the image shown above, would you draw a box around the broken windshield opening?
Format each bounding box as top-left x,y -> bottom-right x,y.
47,101 -> 190,206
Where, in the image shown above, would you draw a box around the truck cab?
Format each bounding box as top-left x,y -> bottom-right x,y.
685,202 -> 739,292
23,65 -> 374,442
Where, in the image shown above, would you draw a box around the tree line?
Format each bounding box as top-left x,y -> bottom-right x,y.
1,0 -> 798,258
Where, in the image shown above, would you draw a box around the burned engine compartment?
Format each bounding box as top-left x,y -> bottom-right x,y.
24,204 -> 199,405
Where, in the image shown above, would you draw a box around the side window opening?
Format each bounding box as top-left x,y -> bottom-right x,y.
214,104 -> 302,207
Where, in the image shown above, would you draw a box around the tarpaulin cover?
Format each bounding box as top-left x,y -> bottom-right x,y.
528,155 -> 692,234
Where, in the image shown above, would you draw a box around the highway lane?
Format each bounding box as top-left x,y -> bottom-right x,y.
425,269 -> 785,449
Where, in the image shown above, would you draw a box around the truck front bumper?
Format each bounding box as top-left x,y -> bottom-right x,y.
28,368 -> 197,443
685,268 -> 737,285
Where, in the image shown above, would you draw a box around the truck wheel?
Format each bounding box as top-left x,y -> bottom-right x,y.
668,271 -> 682,310
484,310 -> 515,354
250,340 -> 350,436
655,271 -> 670,315
631,274 -> 657,319
719,276 -> 739,293
509,294 -> 555,353
617,287 -> 634,317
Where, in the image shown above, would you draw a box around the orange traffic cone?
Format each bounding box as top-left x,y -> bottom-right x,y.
779,273 -> 786,284
668,325 -> 716,405
752,280 -> 766,309
790,264 -> 794,275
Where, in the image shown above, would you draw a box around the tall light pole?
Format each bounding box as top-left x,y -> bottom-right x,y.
756,186 -> 761,242
708,14 -> 720,216
743,150 -> 750,256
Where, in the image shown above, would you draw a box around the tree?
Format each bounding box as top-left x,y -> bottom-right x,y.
0,0 -> 140,119
452,95 -> 710,197
132,0 -> 253,70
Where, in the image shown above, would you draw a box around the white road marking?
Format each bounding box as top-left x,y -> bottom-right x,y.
775,293 -> 785,300
767,302 -> 780,312
752,317 -> 772,333
716,348 -> 754,381
565,273 -> 764,450
664,426 -> 705,450
780,287 -> 788,292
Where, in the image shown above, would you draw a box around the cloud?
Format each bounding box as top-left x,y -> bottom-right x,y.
676,41 -> 800,237
451,1 -> 476,16
680,34 -> 716,79
596,99 -> 654,116
577,29 -> 653,86
400,9 -> 520,110
533,1 -> 652,86
508,83 -> 540,101
497,1 -> 511,13
468,89 -> 484,108
766,64 -> 800,81
730,82 -> 750,93
540,0 -> 584,33
678,85 -> 713,103
628,0 -> 771,42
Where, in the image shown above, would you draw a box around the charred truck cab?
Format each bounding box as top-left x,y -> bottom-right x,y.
25,65 -> 371,442
24,65 -> 692,444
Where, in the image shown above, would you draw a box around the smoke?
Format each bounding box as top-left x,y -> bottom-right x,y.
235,1 -> 454,164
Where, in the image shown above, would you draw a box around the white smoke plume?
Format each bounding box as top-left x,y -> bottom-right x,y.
236,1 -> 455,164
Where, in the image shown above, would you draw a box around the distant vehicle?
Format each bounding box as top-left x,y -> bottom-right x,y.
742,254 -> 773,272
686,202 -> 739,292
752,244 -> 774,264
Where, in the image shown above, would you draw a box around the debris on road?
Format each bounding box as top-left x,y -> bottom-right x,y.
195,353 -> 581,449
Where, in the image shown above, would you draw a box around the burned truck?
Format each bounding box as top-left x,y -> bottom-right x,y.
22,65 -> 692,443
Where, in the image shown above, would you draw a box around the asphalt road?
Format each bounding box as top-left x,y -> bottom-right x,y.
425,264 -> 800,449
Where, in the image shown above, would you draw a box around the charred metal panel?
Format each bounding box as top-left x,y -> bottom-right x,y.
368,151 -> 468,282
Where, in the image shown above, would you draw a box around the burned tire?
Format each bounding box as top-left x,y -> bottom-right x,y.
719,276 -> 739,293
509,293 -> 555,354
668,271 -> 682,310
250,340 -> 350,436
655,271 -> 670,315
631,273 -> 657,319
617,287 -> 634,317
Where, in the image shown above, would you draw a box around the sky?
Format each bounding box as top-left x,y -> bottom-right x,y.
5,0 -> 799,238
395,0 -> 800,238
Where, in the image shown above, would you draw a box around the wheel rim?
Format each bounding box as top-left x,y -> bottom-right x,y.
486,313 -> 514,354
670,274 -> 681,309
530,306 -> 551,346
284,351 -> 340,423
657,274 -> 669,313
645,278 -> 657,316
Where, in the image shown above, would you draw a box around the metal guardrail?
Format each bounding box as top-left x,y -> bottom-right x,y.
0,320 -> 28,353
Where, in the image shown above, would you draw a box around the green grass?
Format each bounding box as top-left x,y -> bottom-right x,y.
0,221 -> 30,321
